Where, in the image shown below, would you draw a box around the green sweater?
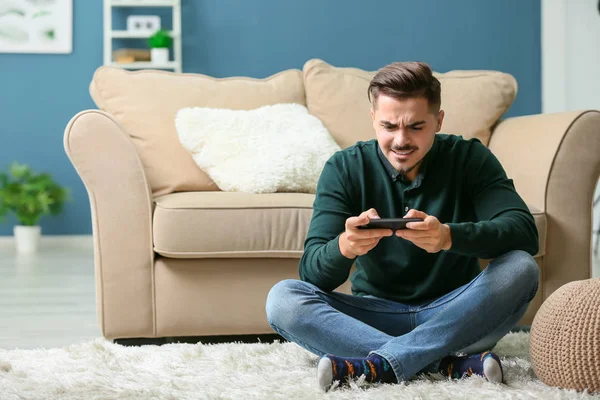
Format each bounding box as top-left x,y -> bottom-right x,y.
299,134 -> 539,303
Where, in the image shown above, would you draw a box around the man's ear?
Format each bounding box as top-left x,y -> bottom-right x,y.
370,107 -> 375,121
436,110 -> 445,132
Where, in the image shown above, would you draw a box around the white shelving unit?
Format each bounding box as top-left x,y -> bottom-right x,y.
103,0 -> 182,73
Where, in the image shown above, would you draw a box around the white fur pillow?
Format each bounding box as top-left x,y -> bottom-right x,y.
175,103 -> 341,193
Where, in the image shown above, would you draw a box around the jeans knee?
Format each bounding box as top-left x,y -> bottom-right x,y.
497,250 -> 539,298
515,250 -> 539,291
265,279 -> 312,330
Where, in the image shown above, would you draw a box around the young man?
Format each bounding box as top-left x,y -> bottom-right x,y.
266,62 -> 539,391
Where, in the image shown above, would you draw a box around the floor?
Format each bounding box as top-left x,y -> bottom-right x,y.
0,237 -> 99,349
0,236 -> 599,350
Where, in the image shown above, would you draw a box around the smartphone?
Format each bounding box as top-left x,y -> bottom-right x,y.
358,218 -> 424,230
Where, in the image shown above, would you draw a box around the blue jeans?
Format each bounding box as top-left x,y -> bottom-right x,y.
265,250 -> 539,382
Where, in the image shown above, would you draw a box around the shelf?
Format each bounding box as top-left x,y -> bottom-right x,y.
108,61 -> 179,70
111,0 -> 176,7
105,0 -> 182,73
111,30 -> 179,39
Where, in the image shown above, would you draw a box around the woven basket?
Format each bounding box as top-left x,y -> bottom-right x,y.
530,278 -> 600,393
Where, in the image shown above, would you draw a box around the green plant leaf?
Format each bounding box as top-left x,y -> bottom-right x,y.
0,9 -> 26,18
0,203 -> 7,220
44,29 -> 55,40
148,29 -> 172,48
32,10 -> 51,19
0,162 -> 70,226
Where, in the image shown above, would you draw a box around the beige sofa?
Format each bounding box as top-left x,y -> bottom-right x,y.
64,59 -> 600,341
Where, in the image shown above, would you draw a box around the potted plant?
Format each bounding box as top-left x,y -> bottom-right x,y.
148,29 -> 172,64
0,162 -> 70,253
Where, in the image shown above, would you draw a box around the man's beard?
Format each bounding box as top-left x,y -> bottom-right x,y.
395,158 -> 423,175
391,145 -> 422,175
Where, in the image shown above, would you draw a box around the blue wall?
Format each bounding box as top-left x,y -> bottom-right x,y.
0,0 -> 541,235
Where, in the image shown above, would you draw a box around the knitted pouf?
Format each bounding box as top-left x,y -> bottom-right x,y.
530,278 -> 600,393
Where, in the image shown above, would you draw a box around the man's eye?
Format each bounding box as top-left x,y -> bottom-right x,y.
383,125 -> 394,131
411,127 -> 422,131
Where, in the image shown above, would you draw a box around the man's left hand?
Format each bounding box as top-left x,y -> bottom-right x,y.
396,209 -> 452,253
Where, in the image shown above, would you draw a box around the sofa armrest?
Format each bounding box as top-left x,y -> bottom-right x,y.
489,110 -> 600,300
64,110 -> 155,339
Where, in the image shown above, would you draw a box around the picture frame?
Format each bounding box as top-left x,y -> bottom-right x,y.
0,0 -> 73,54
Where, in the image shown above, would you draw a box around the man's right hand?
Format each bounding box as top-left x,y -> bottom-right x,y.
339,208 -> 393,259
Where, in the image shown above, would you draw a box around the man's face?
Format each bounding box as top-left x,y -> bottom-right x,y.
371,95 -> 444,182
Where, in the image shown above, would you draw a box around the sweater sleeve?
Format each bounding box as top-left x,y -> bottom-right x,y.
298,156 -> 355,292
446,140 -> 539,259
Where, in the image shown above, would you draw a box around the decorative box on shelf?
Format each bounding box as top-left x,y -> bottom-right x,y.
113,48 -> 151,64
126,15 -> 161,35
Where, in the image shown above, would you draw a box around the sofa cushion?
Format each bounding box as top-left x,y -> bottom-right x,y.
90,67 -> 306,196
153,192 -> 546,259
175,103 -> 341,193
303,59 -> 517,149
153,192 -> 314,258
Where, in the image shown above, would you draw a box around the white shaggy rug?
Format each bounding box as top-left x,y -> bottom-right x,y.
0,332 -> 598,400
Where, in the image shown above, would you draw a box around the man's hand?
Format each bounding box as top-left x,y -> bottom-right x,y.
339,208 -> 393,259
396,209 -> 452,253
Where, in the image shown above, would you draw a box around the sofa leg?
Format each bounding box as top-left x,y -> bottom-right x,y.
113,337 -> 168,346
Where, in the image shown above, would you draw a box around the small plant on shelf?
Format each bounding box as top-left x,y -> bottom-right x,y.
148,29 -> 172,64
148,29 -> 172,48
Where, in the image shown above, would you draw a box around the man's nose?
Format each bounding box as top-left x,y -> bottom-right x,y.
393,128 -> 411,146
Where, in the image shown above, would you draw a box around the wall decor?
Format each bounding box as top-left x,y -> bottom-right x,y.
0,0 -> 72,53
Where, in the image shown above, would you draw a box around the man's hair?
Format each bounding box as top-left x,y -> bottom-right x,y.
368,61 -> 441,112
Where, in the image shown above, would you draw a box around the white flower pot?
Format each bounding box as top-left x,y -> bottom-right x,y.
151,48 -> 169,64
14,225 -> 41,253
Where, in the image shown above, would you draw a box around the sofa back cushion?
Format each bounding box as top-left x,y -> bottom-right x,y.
303,59 -> 517,149
90,67 -> 306,196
